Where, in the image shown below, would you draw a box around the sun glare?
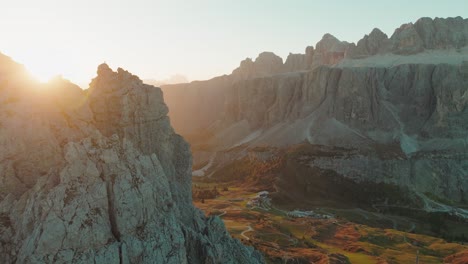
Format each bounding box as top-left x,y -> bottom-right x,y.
16,56 -> 63,83
29,67 -> 58,83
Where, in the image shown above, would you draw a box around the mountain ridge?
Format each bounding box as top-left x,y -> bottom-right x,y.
161,16 -> 468,210
162,17 -> 468,138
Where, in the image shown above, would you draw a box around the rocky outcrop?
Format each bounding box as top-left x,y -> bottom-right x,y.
311,34 -> 352,67
347,17 -> 468,57
282,53 -> 308,73
0,56 -> 263,263
391,16 -> 468,54
239,18 -> 468,78
278,34 -> 353,70
284,17 -> 468,64
346,28 -> 390,59
282,45 -> 316,72
231,52 -> 283,80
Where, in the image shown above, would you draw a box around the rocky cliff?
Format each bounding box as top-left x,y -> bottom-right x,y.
346,16 -> 468,58
210,63 -> 468,203
163,17 -> 468,136
284,16 -> 468,67
232,52 -> 284,81
0,55 -> 263,263
161,17 -> 468,209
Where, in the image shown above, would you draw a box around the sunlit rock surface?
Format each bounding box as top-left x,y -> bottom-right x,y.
0,57 -> 263,263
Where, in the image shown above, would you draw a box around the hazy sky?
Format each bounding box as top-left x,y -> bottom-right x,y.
1,0 -> 467,86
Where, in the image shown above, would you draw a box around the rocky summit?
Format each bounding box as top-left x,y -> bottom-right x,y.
0,55 -> 263,263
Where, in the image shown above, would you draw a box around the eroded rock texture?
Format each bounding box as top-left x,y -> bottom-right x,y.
232,52 -> 284,80
0,55 -> 263,263
213,63 -> 468,203
161,17 -> 468,208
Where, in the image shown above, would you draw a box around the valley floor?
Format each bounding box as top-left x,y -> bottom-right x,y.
193,182 -> 468,264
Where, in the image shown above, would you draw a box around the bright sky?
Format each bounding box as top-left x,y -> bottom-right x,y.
1,0 -> 467,86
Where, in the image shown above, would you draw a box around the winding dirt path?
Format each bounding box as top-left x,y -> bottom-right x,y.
241,225 -> 253,240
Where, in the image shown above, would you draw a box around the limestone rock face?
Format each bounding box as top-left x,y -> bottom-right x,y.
0,57 -> 263,263
218,62 -> 468,202
311,34 -> 352,66
280,46 -> 316,72
169,61 -> 468,204
390,22 -> 426,54
161,17 -> 468,208
162,17 -> 468,149
346,28 -> 390,58
305,46 -> 315,67
392,17 -> 468,52
283,53 -> 309,73
230,17 -> 468,77
232,52 -> 283,80
349,17 -> 468,57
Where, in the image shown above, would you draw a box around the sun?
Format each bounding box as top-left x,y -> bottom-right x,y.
18,56 -> 63,83
20,57 -> 87,88
28,66 -> 59,83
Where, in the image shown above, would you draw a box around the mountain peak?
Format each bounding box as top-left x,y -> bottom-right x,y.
0,52 -> 263,263
232,51 -> 283,80
97,62 -> 112,76
370,27 -> 386,37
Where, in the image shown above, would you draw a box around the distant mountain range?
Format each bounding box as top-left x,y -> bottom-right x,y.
162,16 -> 468,227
